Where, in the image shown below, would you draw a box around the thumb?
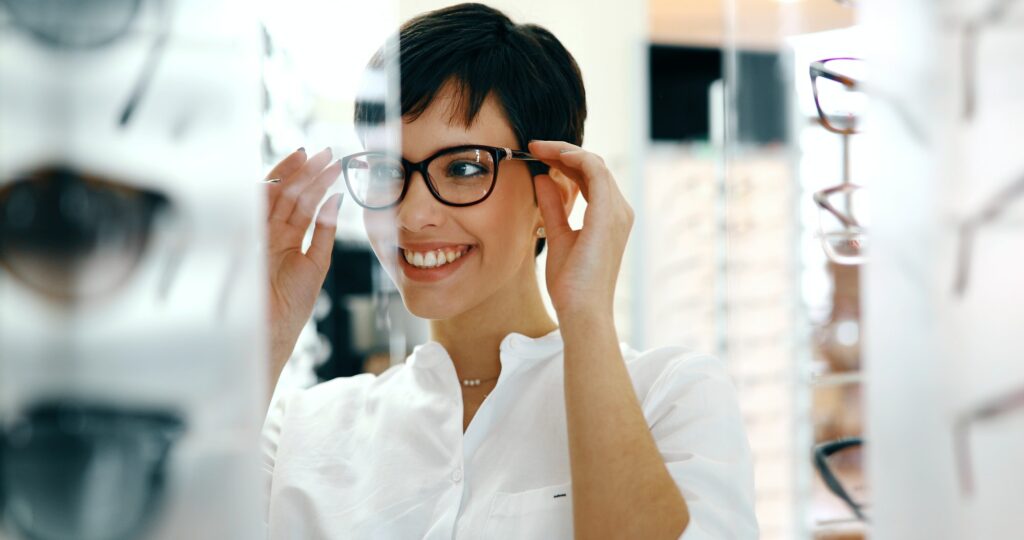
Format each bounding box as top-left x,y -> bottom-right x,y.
535,174 -> 571,239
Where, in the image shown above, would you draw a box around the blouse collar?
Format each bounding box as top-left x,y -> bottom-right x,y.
407,328 -> 563,372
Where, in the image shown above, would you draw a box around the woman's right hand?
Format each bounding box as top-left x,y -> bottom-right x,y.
263,147 -> 343,389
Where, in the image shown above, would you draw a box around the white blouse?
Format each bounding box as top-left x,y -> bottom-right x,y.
262,330 -> 758,539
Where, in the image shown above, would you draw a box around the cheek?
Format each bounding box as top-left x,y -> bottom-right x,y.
475,186 -> 537,262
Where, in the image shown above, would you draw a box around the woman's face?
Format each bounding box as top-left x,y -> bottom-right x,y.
363,88 -> 542,320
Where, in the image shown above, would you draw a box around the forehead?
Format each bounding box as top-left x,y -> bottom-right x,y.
398,87 -> 518,160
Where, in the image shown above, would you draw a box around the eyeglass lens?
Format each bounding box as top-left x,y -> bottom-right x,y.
3,0 -> 140,49
0,167 -> 169,301
815,59 -> 868,134
344,147 -> 497,208
0,402 -> 183,540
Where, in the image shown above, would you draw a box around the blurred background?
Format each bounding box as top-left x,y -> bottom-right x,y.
2,0 -> 1022,538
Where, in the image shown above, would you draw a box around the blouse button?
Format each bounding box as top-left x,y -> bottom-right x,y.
451,468 -> 463,483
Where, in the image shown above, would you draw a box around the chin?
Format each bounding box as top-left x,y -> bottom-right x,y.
398,289 -> 466,321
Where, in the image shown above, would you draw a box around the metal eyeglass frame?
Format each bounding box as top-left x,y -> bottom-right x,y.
813,436 -> 868,521
340,144 -> 542,210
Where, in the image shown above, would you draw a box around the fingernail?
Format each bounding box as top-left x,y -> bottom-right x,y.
337,194 -> 344,211
296,147 -> 305,153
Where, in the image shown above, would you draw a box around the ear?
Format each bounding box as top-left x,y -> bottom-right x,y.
544,167 -> 580,218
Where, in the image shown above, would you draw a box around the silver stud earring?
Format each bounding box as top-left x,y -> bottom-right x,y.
536,226 -> 546,238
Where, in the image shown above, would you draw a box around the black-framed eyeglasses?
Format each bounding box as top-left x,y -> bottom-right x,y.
813,436 -> 868,521
340,144 -> 542,210
0,0 -> 169,126
0,401 -> 185,540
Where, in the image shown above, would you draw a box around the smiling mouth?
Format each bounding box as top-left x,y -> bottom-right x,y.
399,245 -> 473,269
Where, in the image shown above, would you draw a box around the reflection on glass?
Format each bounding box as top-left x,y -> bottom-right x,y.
953,385 -> 1024,496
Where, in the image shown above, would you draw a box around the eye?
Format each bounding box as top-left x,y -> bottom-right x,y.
446,161 -> 489,178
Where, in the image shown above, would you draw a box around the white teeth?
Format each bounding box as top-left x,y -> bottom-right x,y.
402,247 -> 469,269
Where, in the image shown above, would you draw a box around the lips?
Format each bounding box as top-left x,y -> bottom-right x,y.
396,243 -> 475,282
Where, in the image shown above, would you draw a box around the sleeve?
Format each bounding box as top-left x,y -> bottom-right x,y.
641,352 -> 759,540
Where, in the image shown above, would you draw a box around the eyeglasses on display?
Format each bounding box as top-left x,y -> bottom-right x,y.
0,166 -> 173,302
0,401 -> 185,540
810,57 -> 866,135
951,173 -> 1024,297
814,436 -> 868,522
953,385 -> 1024,496
813,183 -> 867,265
0,0 -> 170,126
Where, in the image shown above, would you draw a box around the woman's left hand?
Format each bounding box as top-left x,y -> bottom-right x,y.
528,140 -> 634,318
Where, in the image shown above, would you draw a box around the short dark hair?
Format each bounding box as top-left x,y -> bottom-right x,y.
354,3 -> 587,255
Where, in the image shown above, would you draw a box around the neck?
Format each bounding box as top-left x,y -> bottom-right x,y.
429,261 -> 557,381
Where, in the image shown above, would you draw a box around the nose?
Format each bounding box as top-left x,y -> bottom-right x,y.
396,170 -> 446,232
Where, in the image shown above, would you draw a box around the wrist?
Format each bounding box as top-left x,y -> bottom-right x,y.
556,306 -> 615,332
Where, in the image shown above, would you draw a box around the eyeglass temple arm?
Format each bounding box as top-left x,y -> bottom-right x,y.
503,148 -> 542,162
813,185 -> 863,229
813,436 -> 868,521
953,385 -> 1024,495
119,2 -> 172,127
952,174 -> 1024,296
809,60 -> 860,90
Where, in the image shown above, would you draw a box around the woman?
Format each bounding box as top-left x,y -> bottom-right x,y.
261,4 -> 756,539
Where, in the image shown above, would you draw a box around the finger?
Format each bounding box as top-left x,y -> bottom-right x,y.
264,148 -> 306,213
288,159 -> 343,229
535,157 -> 590,202
265,182 -> 283,218
271,147 -> 333,222
535,174 -> 572,239
306,193 -> 343,273
528,141 -> 610,203
265,147 -> 307,181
